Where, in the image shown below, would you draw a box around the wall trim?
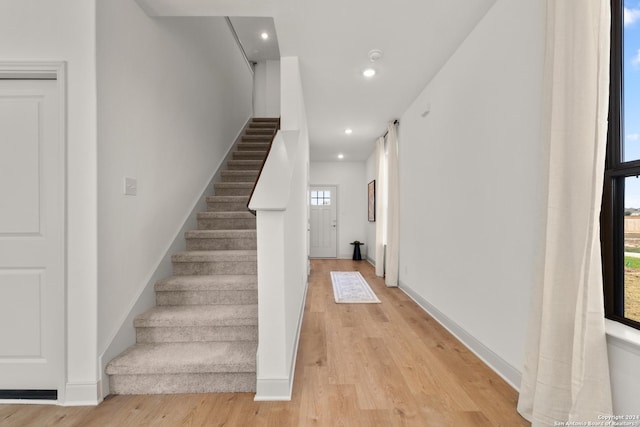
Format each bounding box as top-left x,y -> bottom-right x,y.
399,279 -> 522,391
61,381 -> 101,406
255,277 -> 309,401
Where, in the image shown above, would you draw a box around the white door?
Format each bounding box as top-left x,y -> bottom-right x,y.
0,77 -> 65,395
309,186 -> 337,258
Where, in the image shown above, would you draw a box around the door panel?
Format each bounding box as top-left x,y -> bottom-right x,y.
0,79 -> 64,392
309,186 -> 337,258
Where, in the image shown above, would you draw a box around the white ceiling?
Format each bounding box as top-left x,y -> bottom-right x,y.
137,0 -> 498,162
228,17 -> 280,62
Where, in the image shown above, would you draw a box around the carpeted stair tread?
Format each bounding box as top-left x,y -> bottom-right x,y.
221,170 -> 260,182
155,275 -> 257,292
214,182 -> 254,189
206,195 -> 250,203
106,341 -> 257,375
106,117 -> 277,395
226,160 -> 263,170
197,211 -> 255,219
172,250 -> 256,263
134,304 -> 257,327
186,230 -> 256,239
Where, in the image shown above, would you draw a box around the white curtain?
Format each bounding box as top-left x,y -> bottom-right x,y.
517,0 -> 613,424
374,137 -> 386,277
385,122 -> 399,287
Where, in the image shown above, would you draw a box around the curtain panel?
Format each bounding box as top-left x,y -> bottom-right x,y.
375,136 -> 386,277
385,122 -> 400,287
517,0 -> 613,424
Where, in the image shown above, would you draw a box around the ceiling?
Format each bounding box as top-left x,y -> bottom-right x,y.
228,17 -> 280,62
138,0 -> 498,162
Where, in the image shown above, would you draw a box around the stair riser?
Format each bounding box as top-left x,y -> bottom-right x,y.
241,136 -> 272,143
156,290 -> 257,306
206,201 -> 249,212
237,143 -> 270,151
226,162 -> 263,171
232,152 -> 267,160
136,325 -> 258,343
186,238 -> 256,251
221,173 -> 259,183
198,218 -> 256,230
173,261 -> 257,275
214,187 -> 253,196
245,129 -> 274,135
109,372 -> 256,394
249,125 -> 277,130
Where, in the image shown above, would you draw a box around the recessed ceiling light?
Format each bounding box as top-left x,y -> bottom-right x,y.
345,128 -> 353,135
363,68 -> 376,78
260,32 -> 269,40
338,154 -> 344,159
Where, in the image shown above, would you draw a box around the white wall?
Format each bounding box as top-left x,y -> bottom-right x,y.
397,0 -> 640,413
365,153 -> 376,265
310,162 -> 368,259
250,56 -> 309,400
0,0 -> 98,404
96,0 -> 253,387
254,59 -> 281,118
397,0 -> 544,387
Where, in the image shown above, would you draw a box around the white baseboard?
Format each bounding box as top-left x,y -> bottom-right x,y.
255,278 -> 309,401
399,279 -> 522,391
254,378 -> 293,401
62,381 -> 101,406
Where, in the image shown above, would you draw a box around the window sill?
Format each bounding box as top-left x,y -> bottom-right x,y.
605,319 -> 640,356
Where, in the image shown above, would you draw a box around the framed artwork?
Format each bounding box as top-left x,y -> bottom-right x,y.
368,180 -> 376,222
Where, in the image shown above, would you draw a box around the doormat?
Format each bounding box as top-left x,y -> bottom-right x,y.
330,271 -> 381,303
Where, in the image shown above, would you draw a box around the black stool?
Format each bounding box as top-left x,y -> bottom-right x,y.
350,241 -> 364,261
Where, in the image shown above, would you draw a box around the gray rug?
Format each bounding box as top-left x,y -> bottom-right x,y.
330,271 -> 381,303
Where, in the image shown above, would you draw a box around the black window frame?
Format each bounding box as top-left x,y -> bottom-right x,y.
602,0 -> 640,330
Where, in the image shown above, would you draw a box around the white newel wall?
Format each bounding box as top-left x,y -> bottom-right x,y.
249,56 -> 309,400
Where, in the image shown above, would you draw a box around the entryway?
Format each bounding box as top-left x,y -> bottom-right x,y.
309,185 -> 337,258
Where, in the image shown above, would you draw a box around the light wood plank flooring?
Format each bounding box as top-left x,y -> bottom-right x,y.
0,259 -> 529,426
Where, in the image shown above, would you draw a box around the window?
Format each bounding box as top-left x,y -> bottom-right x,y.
602,0 -> 640,329
310,191 -> 331,206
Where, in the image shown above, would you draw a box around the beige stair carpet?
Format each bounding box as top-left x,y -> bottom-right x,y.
106,117 -> 278,395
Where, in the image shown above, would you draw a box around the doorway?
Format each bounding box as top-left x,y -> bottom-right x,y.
309,186 -> 337,258
0,66 -> 65,398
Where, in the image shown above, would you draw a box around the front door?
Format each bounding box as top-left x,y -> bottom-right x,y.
0,76 -> 65,397
309,186 -> 337,258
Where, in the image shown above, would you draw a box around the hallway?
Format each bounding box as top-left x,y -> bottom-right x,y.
0,259 -> 528,426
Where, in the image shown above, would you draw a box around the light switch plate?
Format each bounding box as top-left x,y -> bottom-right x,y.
124,177 -> 137,196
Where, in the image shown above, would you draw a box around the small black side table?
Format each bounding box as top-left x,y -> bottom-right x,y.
350,242 -> 364,261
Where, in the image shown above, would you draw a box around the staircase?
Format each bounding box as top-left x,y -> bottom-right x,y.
105,117 -> 279,395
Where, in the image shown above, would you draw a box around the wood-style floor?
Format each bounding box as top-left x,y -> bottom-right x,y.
0,259 -> 529,426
